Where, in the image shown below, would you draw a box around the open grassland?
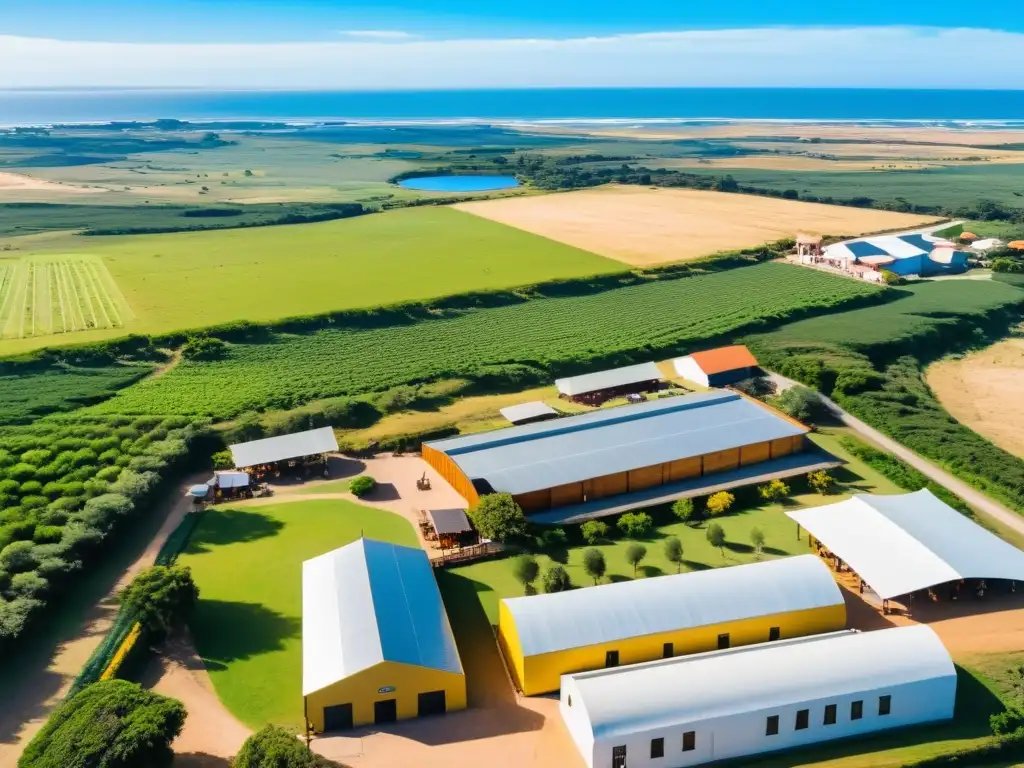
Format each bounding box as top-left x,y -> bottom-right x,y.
457,187 -> 938,266
89,262 -> 882,416
0,254 -> 132,341
177,500 -> 418,730
0,206 -> 619,355
927,336 -> 1024,459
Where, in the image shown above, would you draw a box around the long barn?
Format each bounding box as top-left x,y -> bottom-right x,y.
423,390 -> 820,517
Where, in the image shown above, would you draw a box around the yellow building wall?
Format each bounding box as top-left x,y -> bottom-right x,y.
668,456 -> 702,481
422,445 -> 480,506
702,447 -> 741,474
305,660 -> 466,732
739,441 -> 772,466
501,603 -> 846,696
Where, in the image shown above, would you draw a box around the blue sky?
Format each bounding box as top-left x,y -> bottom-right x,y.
0,1 -> 1022,89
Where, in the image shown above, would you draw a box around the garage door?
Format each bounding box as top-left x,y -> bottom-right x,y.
323,703 -> 353,731
418,690 -> 447,717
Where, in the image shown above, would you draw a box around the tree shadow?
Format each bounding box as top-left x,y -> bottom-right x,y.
680,559 -> 713,572
190,600 -> 300,666
173,753 -> 233,768
607,573 -> 633,583
184,508 -> 283,554
763,546 -> 789,557
326,455 -> 366,479
362,482 -> 401,502
725,541 -> 755,555
639,565 -> 664,578
544,546 -> 569,565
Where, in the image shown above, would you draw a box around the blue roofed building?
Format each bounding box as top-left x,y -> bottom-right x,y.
824,233 -> 968,277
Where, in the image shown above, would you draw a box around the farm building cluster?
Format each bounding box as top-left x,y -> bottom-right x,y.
797,231 -> 970,280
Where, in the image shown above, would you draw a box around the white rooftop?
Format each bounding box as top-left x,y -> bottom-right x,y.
302,539 -> 463,696
563,625 -> 954,741
555,362 -> 664,397
786,490 -> 1024,599
499,401 -> 559,424
230,426 -> 338,468
503,555 -> 842,657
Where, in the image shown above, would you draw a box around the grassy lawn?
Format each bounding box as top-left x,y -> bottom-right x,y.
176,499 -> 418,730
1,206 -> 619,355
299,479 -> 352,495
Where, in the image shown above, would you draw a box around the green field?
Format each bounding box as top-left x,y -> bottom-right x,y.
0,363 -> 152,425
0,206 -> 619,354
177,499 -> 418,729
89,262 -> 881,416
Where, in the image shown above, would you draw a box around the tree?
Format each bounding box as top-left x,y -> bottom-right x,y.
807,470 -> 837,495
233,724 -> 350,767
758,479 -> 790,503
774,386 -> 824,424
582,548 -> 607,584
671,498 -> 697,524
119,564 -> 199,638
580,520 -> 609,545
880,269 -> 903,285
542,565 -> 572,593
348,476 -> 376,497
20,679 -> 185,768
470,493 -> 527,542
625,543 -> 647,575
617,511 -> 653,538
705,491 -> 735,517
750,527 -> 766,559
244,169 -> 254,177
212,450 -> 234,470
511,555 -> 539,594
182,336 -> 227,361
706,522 -> 727,556
664,536 -> 684,573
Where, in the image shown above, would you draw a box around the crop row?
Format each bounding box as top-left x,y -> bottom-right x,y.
92,263 -> 881,417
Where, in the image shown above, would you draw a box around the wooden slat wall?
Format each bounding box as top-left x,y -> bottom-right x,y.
702,448 -> 741,474
422,445 -> 480,506
739,441 -> 771,466
550,482 -> 584,507
668,456 -> 702,481
628,465 -> 663,492
769,437 -> 794,458
515,489 -> 552,512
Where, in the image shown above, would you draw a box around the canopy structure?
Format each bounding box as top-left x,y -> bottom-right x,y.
555,362 -> 663,397
187,484 -> 209,498
229,426 -> 338,468
499,401 -> 559,425
213,471 -> 250,489
427,508 -> 473,536
786,490 -> 1024,599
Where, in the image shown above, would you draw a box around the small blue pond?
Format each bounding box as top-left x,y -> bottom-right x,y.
397,175 -> 521,192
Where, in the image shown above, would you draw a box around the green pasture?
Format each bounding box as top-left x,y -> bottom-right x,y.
177,499 -> 418,729
0,206 -> 619,355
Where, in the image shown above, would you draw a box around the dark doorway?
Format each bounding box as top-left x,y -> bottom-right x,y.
374,698 -> 397,725
605,650 -> 619,667
769,626 -> 781,641
612,745 -> 627,768
323,703 -> 353,731
717,633 -> 730,650
418,690 -> 447,717
663,642 -> 674,658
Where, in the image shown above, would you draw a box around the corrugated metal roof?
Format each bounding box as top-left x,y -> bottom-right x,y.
684,345 -> 759,376
499,401 -> 559,424
302,539 -> 462,696
787,490 -> 1024,599
426,391 -> 806,496
427,508 -> 472,536
555,362 -> 663,397
230,426 -> 338,468
503,555 -> 842,657
565,626 -> 954,741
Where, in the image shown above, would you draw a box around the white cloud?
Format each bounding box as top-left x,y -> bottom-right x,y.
0,26 -> 1022,89
338,30 -> 415,40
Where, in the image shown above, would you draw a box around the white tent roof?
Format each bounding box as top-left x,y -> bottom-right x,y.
302,538 -> 463,696
786,490 -> 1024,599
499,401 -> 559,424
863,236 -> 928,258
555,362 -> 664,397
214,471 -> 250,489
564,626 -> 954,741
503,555 -> 842,657
230,426 -> 338,468
972,238 -> 1004,251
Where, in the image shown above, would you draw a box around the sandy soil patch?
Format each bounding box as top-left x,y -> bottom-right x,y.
927,339 -> 1024,459
456,186 -> 938,267
0,171 -> 102,195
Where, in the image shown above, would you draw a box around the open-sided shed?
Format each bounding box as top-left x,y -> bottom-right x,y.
229,426 -> 338,471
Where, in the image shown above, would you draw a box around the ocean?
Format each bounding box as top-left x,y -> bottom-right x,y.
2,88 -> 1024,126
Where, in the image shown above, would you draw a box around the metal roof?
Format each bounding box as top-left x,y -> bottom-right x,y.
302,538 -> 463,696
230,426 -> 338,468
425,391 -> 806,496
564,626 -> 954,741
555,362 -> 664,397
499,401 -> 559,424
787,490 -> 1024,599
503,555 -> 842,657
427,508 -> 472,536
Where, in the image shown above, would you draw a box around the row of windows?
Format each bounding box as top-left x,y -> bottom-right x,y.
646,731 -> 697,759
603,627 -> 784,669
767,696 -> 891,735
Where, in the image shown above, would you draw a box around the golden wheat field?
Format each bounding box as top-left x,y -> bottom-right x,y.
456,186 -> 939,266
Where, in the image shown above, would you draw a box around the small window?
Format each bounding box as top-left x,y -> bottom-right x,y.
605,650 -> 619,668
717,633 -> 730,650
651,737 -> 665,759
663,642 -> 674,659
851,700 -> 863,720
766,715 -> 779,736
795,709 -> 809,730
682,731 -> 696,752
879,695 -> 892,716
824,704 -> 837,725
769,626 -> 781,642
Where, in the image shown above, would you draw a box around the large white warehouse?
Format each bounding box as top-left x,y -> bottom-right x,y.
559,625 -> 956,768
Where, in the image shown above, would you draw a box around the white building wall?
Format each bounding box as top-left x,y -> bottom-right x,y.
560,690 -> 596,768
569,676 -> 955,768
672,357 -> 710,387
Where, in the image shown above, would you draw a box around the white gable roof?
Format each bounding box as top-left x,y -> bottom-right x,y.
230,426 -> 338,468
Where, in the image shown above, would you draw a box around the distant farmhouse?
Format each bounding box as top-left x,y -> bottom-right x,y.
800,232 -> 968,279
673,344 -> 760,388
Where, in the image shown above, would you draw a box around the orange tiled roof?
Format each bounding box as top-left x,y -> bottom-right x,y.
1008,241 -> 1024,251
689,345 -> 759,375
959,232 -> 979,240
